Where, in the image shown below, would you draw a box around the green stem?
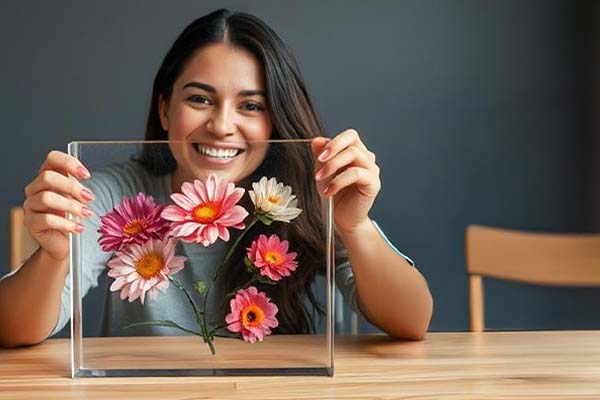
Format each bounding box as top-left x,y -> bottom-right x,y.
212,218 -> 258,281
123,320 -> 202,336
208,324 -> 225,337
201,288 -> 212,345
169,276 -> 216,355
169,276 -> 204,320
206,334 -> 216,355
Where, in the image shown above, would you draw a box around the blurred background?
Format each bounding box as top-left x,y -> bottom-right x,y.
2,0 -> 600,334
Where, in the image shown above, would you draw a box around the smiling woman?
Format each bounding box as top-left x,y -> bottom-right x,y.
0,8 -> 433,348
160,43 -> 273,185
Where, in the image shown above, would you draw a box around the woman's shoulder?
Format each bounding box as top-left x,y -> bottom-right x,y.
86,159 -> 169,212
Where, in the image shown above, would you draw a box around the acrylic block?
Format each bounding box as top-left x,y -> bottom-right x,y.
68,140 -> 335,377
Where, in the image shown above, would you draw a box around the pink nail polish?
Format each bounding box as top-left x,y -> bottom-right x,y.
82,207 -> 93,218
74,223 -> 85,233
76,166 -> 91,180
318,149 -> 330,162
315,169 -> 324,180
81,188 -> 94,202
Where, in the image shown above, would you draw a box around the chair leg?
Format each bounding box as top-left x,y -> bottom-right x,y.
469,275 -> 484,332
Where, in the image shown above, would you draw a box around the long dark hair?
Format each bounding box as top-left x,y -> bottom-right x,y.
139,9 -> 346,333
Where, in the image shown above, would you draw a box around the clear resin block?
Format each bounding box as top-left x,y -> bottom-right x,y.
68,140 -> 335,377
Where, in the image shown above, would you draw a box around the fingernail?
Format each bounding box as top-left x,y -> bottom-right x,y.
74,223 -> 85,233
315,169 -> 324,180
82,206 -> 93,218
81,188 -> 94,202
322,186 -> 330,195
76,166 -> 91,180
318,149 -> 330,162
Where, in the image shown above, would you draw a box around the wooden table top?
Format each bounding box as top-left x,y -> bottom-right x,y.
1,331 -> 600,399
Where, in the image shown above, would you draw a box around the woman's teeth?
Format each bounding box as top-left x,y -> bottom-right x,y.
194,144 -> 240,158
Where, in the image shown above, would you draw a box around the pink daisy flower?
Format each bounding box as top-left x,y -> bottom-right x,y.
247,234 -> 298,281
161,174 -> 249,246
225,286 -> 278,343
98,193 -> 169,252
107,238 -> 187,304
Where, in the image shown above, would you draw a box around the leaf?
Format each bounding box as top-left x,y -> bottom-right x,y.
123,320 -> 202,336
255,275 -> 278,285
244,256 -> 256,273
255,212 -> 273,226
193,280 -> 207,295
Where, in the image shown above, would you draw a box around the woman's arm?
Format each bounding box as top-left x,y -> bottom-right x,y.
0,151 -> 93,347
312,131 -> 433,340
0,249 -> 69,347
339,220 -> 433,340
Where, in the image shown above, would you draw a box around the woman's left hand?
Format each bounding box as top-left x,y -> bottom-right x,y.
312,129 -> 381,235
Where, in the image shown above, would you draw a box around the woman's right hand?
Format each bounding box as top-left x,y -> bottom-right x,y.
23,151 -> 95,262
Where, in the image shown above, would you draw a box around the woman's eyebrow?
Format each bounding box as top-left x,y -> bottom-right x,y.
183,81 -> 215,92
238,89 -> 266,97
183,81 -> 265,97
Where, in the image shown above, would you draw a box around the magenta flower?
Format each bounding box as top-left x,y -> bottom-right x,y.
225,286 -> 278,343
161,174 -> 249,247
98,193 -> 169,252
247,234 -> 298,281
107,238 -> 187,304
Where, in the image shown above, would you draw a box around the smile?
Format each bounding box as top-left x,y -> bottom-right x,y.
193,144 -> 243,159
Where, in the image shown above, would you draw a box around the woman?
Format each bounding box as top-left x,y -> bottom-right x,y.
0,9 -> 433,347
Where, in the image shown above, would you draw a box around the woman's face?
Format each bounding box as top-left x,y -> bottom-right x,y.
160,43 -> 272,187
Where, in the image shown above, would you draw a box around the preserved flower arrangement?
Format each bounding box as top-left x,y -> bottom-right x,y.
97,175 -> 303,354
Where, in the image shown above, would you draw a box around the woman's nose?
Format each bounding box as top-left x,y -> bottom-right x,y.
206,106 -> 236,137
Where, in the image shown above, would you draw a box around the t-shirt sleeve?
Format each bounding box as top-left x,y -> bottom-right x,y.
334,219 -> 414,316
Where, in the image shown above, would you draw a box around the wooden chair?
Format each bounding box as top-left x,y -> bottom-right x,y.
9,207 -> 38,272
465,224 -> 600,332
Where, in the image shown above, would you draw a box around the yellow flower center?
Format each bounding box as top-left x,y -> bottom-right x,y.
264,251 -> 283,266
122,218 -> 147,236
267,195 -> 281,205
241,304 -> 265,328
192,201 -> 220,223
134,252 -> 164,279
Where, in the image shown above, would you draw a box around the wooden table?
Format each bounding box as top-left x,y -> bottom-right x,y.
1,331 -> 600,399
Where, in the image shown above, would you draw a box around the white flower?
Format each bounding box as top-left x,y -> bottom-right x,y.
249,177 -> 302,224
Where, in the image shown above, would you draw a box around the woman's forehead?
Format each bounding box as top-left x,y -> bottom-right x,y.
177,43 -> 265,92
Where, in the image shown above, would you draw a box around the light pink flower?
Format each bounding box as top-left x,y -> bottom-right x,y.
161,174 -> 249,246
225,286 -> 278,343
98,193 -> 169,252
107,238 -> 187,304
247,234 -> 298,281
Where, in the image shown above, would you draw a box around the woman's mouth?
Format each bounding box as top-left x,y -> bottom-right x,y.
192,143 -> 245,165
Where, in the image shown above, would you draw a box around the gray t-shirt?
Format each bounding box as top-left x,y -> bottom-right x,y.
42,161 -> 413,337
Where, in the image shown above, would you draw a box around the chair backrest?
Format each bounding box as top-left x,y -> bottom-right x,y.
465,224 -> 600,332
9,207 -> 39,271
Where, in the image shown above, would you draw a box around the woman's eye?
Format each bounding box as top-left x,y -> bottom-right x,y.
242,102 -> 265,112
187,95 -> 211,105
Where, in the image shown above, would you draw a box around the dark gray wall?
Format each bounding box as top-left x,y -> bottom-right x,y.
1,0 -> 598,333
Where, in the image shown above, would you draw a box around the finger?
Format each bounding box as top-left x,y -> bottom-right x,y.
25,170 -> 95,203
317,129 -> 367,163
24,212 -> 85,235
24,191 -> 93,219
311,136 -> 330,159
39,150 -> 91,180
323,167 -> 380,197
315,146 -> 374,182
